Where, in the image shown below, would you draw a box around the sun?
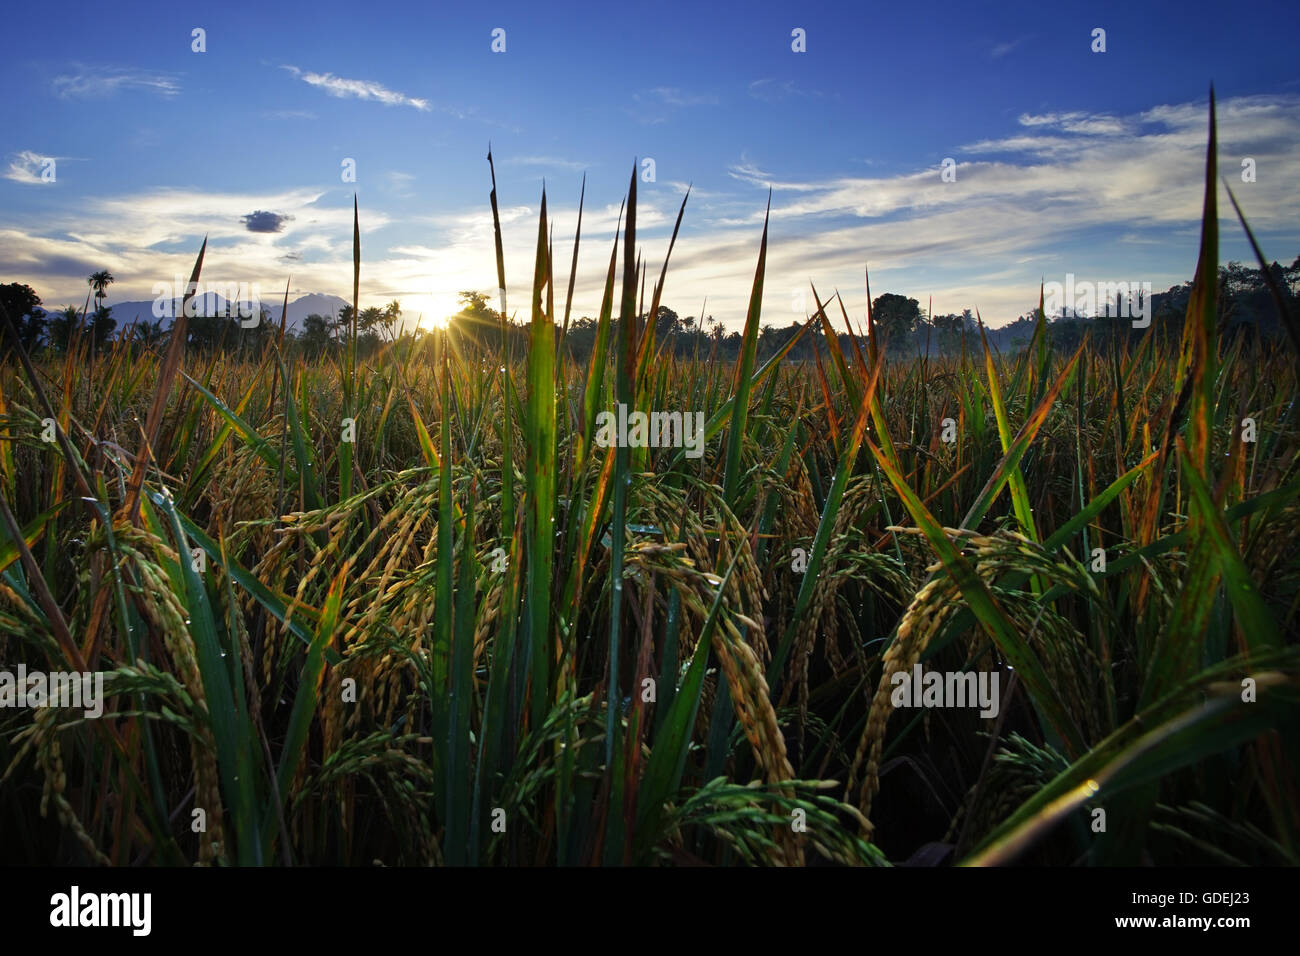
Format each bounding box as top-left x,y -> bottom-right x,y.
397,291 -> 463,331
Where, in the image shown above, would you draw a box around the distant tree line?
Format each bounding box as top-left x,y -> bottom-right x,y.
0,270 -> 404,360
3,257 -> 1295,363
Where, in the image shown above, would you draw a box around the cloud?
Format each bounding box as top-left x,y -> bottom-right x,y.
0,244 -> 101,281
78,186 -> 366,252
958,134 -> 1078,158
0,185 -> 391,307
384,171 -> 416,197
262,109 -> 317,120
281,65 -> 430,111
990,36 -> 1030,58
1016,111 -> 1129,135
503,156 -> 589,172
683,94 -> 1300,324
720,96 -> 1300,231
629,87 -> 719,124
52,65 -> 180,98
646,87 -> 719,107
665,181 -> 723,199
241,210 -> 294,233
727,156 -> 821,192
747,78 -> 822,103
4,150 -> 57,184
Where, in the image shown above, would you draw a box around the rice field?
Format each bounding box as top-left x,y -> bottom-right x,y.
1,98 -> 1297,867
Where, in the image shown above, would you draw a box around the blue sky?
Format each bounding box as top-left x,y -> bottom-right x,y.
3,0 -> 1299,330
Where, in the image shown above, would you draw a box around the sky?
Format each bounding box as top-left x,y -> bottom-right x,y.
2,0 -> 1299,332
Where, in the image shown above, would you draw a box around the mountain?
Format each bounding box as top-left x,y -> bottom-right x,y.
271,293 -> 352,331
71,292 -> 352,333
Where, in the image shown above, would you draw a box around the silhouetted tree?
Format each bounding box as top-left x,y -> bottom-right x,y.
448,290 -> 505,349
90,305 -> 116,350
653,305 -> 679,338
0,283 -> 44,354
301,313 -> 334,356
871,293 -> 923,346
46,306 -> 79,352
88,270 -> 114,310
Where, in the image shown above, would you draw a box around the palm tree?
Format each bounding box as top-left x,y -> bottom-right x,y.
335,305 -> 355,339
131,317 -> 168,350
88,270 -> 114,310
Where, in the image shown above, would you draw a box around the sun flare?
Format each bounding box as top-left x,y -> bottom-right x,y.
394,291 -> 463,331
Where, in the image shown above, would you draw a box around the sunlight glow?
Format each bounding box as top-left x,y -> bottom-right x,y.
397,291 -> 462,332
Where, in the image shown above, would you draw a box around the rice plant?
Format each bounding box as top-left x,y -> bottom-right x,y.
0,96 -> 1296,867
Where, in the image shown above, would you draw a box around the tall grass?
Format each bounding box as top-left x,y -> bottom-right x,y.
0,96 -> 1297,866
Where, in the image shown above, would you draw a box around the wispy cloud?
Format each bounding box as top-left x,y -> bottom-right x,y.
646,87 -> 719,107
52,65 -> 180,99
503,155 -> 589,172
1016,111 -> 1129,135
281,65 -> 430,111
665,181 -> 724,199
727,155 -> 821,192
990,36 -> 1031,58
4,150 -> 59,185
384,171 -> 416,198
629,86 -> 719,124
747,78 -> 822,103
958,134 -> 1078,158
262,109 -> 317,120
